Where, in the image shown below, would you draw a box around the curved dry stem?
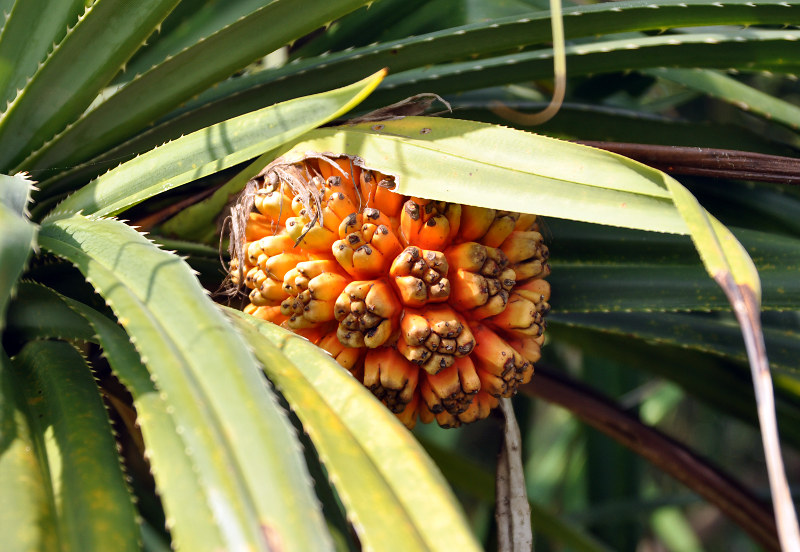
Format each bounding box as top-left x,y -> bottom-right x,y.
489,0 -> 566,126
722,278 -> 800,552
229,176 -> 258,290
496,398 -> 533,552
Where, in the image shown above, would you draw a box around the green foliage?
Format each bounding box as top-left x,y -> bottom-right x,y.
230,311 -> 481,552
4,341 -> 139,552
0,0 -> 798,550
0,173 -> 35,331
275,117 -> 688,233
0,0 -> 181,170
54,71 -> 383,217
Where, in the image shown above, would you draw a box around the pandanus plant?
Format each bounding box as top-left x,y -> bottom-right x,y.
1,1 -> 799,551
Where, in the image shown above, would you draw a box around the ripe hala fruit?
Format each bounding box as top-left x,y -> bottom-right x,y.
229,154 -> 551,428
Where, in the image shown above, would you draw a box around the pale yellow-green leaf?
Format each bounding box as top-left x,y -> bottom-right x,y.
278,115 -> 759,305
229,310 -> 482,552
277,116 -> 687,233
55,70 -> 386,218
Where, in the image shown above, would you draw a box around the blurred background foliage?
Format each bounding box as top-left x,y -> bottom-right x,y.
1,0 -> 799,550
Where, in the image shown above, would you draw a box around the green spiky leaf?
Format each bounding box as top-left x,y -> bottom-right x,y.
0,0 -> 87,107
4,282 -> 233,552
21,0 -> 373,173
0,0 -> 180,171
230,310 -> 483,552
0,173 -> 36,331
5,340 -> 139,551
38,213 -> 333,552
53,69 -> 385,218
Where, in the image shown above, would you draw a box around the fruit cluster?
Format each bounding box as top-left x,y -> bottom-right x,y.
229,154 -> 550,428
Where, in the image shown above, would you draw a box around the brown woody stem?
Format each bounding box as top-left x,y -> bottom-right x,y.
580,141 -> 800,185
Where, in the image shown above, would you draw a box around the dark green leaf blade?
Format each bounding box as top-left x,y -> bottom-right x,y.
550,311 -> 800,373
547,221 -> 800,312
120,0 -> 287,81
646,68 -> 800,132
0,0 -> 87,107
143,0 -> 800,144
0,173 -> 36,331
4,283 -> 96,345
0,0 -> 180,172
0,349 -> 55,552
22,0 -> 373,173
5,282 -> 226,552
10,340 -> 139,552
371,30 -> 800,109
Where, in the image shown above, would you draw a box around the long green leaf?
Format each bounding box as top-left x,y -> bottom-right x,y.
368,30 -> 800,110
447,96 -> 794,154
38,213 -> 333,552
0,349 -> 55,552
646,68 -> 800,131
5,282 -> 228,552
0,0 -> 87,107
0,0 -> 180,172
9,340 -> 139,552
119,0 -> 284,81
178,0 -> 800,119
230,310 -> 482,552
550,311 -> 800,373
64,297 -> 222,552
89,0 -> 800,164
0,173 -> 36,331
289,0 -> 431,60
276,116 -> 688,232
547,221 -> 800,312
52,70 -> 384,217
231,313 -> 429,551
21,0 -> 372,173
